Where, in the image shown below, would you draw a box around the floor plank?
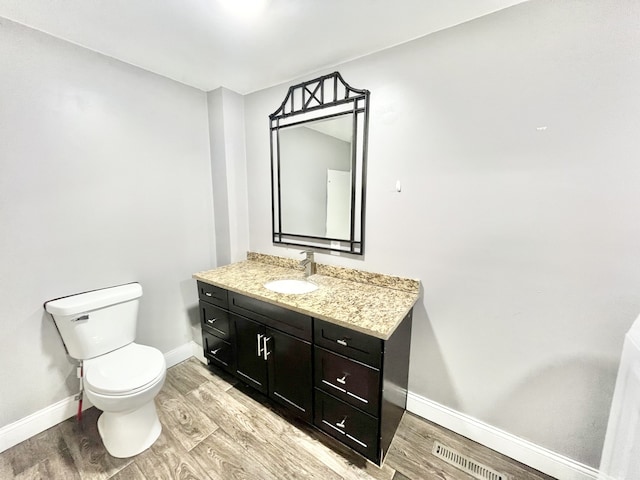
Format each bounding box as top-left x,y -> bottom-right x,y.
3,424 -> 68,476
14,461 -> 51,480
108,462 -> 147,480
135,449 -> 213,480
164,358 -> 218,396
0,453 -> 13,479
155,387 -> 219,452
190,428 -> 280,480
38,447 -> 82,479
134,424 -> 214,480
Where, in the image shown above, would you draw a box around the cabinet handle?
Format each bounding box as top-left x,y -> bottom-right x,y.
336,416 -> 347,429
210,347 -> 223,355
336,338 -> 348,346
336,374 -> 348,385
205,292 -> 212,297
257,333 -> 263,357
207,318 -> 217,324
263,336 -> 272,360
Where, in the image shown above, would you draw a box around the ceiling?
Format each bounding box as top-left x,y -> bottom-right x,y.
0,0 -> 528,94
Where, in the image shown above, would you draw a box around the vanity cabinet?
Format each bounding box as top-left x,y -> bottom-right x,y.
196,280 -> 412,466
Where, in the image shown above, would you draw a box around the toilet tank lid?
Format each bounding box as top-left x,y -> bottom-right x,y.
45,283 -> 142,316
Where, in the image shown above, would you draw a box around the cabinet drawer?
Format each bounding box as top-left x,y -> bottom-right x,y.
315,347 -> 380,417
197,281 -> 228,308
229,292 -> 312,341
314,390 -> 379,462
200,302 -> 230,340
202,331 -> 233,371
314,319 -> 382,369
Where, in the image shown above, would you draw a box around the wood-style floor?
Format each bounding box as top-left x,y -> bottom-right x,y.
0,358 -> 556,479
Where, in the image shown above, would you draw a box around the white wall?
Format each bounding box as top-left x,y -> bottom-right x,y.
0,18 -> 214,428
244,0 -> 640,469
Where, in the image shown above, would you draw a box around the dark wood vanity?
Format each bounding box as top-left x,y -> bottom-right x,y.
197,279 -> 412,465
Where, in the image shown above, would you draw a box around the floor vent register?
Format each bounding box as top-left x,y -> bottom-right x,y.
432,441 -> 509,480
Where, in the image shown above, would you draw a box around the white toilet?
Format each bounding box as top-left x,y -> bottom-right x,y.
45,282 -> 166,458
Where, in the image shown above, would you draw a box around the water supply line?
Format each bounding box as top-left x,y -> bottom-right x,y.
75,360 -> 84,422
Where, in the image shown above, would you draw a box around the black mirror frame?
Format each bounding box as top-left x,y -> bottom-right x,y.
269,72 -> 370,255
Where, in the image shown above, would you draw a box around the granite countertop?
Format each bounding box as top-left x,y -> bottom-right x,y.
193,254 -> 420,340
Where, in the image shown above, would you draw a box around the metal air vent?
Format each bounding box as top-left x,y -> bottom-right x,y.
432,441 -> 509,480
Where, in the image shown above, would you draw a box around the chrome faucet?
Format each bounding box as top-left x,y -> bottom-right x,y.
299,250 -> 316,277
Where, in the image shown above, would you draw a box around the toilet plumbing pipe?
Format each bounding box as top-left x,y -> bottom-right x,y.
76,361 -> 84,422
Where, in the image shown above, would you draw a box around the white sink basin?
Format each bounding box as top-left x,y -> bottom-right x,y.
264,279 -> 318,295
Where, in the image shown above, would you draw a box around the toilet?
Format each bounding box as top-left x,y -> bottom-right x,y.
44,282 -> 166,458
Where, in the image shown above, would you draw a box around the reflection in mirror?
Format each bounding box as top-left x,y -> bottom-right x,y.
279,115 -> 352,239
270,72 -> 369,255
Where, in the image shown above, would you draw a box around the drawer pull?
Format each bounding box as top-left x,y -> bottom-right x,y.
336,374 -> 348,385
322,419 -> 345,434
336,338 -> 348,346
322,379 -> 346,393
205,292 -> 212,297
210,347 -> 223,355
346,391 -> 369,404
207,318 -> 217,324
336,416 -> 347,429
346,433 -> 367,448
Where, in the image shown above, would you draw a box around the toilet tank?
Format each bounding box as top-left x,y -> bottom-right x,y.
44,283 -> 142,360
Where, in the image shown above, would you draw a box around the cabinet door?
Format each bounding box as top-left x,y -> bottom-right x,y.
266,328 -> 313,422
233,314 -> 268,394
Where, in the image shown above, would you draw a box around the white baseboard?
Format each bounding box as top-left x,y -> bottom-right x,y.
407,392 -> 599,480
0,342 -> 196,454
164,341 -> 198,368
0,394 -> 93,454
191,340 -> 207,364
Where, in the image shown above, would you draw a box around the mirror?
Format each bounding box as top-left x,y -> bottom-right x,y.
270,72 -> 370,255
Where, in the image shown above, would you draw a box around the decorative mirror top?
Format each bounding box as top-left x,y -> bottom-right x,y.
270,71 -> 369,121
269,72 -> 370,255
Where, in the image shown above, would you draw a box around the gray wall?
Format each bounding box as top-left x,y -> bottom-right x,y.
0,18 -> 214,427
206,87 -> 249,267
243,0 -> 640,467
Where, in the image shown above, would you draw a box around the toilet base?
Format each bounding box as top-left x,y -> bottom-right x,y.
97,401 -> 162,458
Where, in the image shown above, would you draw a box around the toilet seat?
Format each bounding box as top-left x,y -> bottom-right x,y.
84,343 -> 165,396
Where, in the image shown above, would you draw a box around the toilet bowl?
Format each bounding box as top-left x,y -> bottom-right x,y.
83,343 -> 166,458
44,283 -> 167,458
